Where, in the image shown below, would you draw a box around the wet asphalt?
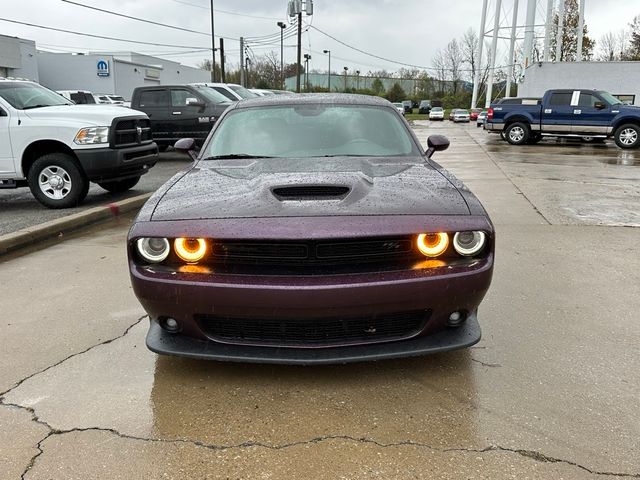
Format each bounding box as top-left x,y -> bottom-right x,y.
0,122 -> 638,479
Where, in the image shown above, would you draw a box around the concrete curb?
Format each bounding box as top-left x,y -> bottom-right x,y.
0,193 -> 152,256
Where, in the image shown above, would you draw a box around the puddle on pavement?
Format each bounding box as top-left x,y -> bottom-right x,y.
600,153 -> 640,166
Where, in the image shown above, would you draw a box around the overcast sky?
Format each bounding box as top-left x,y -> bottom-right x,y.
1,0 -> 634,75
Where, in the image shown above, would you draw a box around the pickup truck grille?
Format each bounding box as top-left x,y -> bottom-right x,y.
111,117 -> 153,149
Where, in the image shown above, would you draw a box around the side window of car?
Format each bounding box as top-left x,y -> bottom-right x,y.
578,93 -> 598,107
139,90 -> 168,107
549,93 -> 573,106
212,87 -> 237,101
171,89 -> 198,107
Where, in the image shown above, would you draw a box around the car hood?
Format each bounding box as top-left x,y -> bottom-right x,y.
150,157 -> 470,221
22,105 -> 147,125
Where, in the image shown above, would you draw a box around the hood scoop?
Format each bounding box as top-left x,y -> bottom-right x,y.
272,185 -> 350,201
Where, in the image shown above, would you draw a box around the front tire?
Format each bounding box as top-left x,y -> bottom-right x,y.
505,122 -> 530,145
28,153 -> 89,209
98,176 -> 141,193
614,124 -> 640,149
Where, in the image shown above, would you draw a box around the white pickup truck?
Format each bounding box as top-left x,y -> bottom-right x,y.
0,79 -> 158,208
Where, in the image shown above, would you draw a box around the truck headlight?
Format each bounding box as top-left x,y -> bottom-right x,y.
74,127 -> 110,145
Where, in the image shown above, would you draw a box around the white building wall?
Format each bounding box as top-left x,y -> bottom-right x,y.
37,51 -> 209,100
518,62 -> 640,105
0,35 -> 39,81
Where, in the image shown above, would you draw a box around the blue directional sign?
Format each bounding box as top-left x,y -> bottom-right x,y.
97,59 -> 110,77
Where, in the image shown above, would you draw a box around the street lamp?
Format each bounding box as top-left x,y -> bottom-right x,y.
356,70 -> 360,90
343,66 -> 348,92
323,49 -> 331,91
277,22 -> 286,89
304,54 -> 311,91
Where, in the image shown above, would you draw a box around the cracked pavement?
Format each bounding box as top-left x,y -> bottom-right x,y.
1,123 -> 639,479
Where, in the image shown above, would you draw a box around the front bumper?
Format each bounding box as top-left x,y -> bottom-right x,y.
146,312 -> 481,365
74,143 -> 159,182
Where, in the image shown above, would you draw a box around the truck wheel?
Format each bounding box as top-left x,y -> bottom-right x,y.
614,124 -> 640,149
505,122 -> 530,145
28,153 -> 89,209
98,176 -> 141,193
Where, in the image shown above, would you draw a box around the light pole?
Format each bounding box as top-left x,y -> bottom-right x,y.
323,49 -> 331,91
304,54 -> 311,91
277,22 -> 286,89
343,66 -> 348,92
356,70 -> 360,90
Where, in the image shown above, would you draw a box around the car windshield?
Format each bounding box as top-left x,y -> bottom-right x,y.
196,86 -> 232,103
0,82 -> 72,109
203,104 -> 419,159
598,91 -> 623,106
432,107 -> 443,112
109,95 -> 125,102
228,84 -> 258,99
457,110 -> 469,114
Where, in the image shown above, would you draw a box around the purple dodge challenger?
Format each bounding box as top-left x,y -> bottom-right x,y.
128,94 -> 494,364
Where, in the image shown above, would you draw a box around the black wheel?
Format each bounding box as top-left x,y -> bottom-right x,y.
98,176 -> 141,193
614,124 -> 640,149
28,153 -> 89,209
527,133 -> 542,144
504,122 -> 530,145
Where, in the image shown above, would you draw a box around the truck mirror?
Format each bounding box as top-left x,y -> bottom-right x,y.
594,102 -> 606,110
187,99 -> 206,108
425,135 -> 450,159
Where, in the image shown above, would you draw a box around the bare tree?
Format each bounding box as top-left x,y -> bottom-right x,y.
598,32 -> 618,61
431,49 -> 448,93
461,28 -> 479,82
444,39 -> 464,93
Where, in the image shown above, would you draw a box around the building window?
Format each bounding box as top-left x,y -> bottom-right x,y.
613,94 -> 635,105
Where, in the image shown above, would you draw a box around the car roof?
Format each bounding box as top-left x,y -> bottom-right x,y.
232,93 -> 392,110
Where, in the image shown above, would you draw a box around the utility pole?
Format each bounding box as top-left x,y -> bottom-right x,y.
277,22 -> 287,89
304,53 -> 311,91
210,0 -> 216,82
356,70 -> 360,90
484,0 -> 502,108
240,37 -> 245,87
296,12 -> 302,92
506,0 -> 519,99
288,0 -> 313,93
219,38 -> 225,82
576,0 -> 585,61
555,0 -> 565,61
323,49 -> 331,91
343,66 -> 348,91
471,0 -> 488,109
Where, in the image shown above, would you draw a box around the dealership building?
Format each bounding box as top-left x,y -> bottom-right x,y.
0,34 -> 209,100
0,34 -> 39,81
518,61 -> 640,106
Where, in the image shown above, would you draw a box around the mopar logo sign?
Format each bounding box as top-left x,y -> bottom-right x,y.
97,59 -> 109,77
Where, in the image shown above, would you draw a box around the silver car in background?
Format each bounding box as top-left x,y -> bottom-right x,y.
429,107 -> 444,121
452,109 -> 470,123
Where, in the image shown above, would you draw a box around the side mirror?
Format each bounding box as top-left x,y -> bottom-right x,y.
425,135 -> 450,159
187,99 -> 206,109
594,101 -> 606,110
174,138 -> 200,161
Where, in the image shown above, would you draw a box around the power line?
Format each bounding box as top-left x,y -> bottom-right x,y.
0,17 -> 210,49
171,0 -> 282,21
59,0 -> 238,41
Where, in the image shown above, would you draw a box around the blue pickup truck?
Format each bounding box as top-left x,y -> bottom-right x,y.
484,89 -> 640,149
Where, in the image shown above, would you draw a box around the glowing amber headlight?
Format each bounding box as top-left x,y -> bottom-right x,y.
174,238 -> 208,263
416,233 -> 449,257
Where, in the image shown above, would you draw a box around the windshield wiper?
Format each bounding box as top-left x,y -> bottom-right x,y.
202,154 -> 275,160
22,103 -> 69,110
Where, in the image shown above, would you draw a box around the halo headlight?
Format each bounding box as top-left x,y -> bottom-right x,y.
416,233 -> 449,257
174,238 -> 208,263
453,231 -> 486,256
136,237 -> 170,263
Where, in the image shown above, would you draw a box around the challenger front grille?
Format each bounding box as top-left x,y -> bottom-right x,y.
197,309 -> 431,347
